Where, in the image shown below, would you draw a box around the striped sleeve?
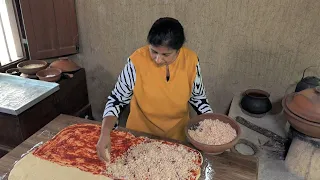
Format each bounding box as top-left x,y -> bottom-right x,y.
189,60 -> 213,114
103,58 -> 136,126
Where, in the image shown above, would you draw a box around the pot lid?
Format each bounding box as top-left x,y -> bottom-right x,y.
286,87 -> 320,123
49,57 -> 80,73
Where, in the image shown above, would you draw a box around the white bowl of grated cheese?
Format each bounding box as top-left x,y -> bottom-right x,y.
17,60 -> 48,75
185,113 -> 241,155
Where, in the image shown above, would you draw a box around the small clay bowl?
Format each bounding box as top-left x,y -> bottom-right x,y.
5,68 -> 21,76
185,113 -> 241,155
17,60 -> 48,75
36,68 -> 62,82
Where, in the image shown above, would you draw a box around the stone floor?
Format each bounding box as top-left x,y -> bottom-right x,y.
228,94 -> 303,180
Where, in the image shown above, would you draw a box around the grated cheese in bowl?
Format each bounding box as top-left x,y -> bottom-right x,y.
22,64 -> 45,69
188,119 -> 237,145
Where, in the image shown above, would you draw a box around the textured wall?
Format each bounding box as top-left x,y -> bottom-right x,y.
72,0 -> 320,120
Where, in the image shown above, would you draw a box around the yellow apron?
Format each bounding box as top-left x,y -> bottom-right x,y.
126,45 -> 198,141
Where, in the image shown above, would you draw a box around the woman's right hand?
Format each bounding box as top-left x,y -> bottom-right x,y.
96,116 -> 117,162
96,134 -> 111,162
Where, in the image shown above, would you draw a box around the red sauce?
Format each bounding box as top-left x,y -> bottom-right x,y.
33,124 -> 143,175
189,170 -> 198,180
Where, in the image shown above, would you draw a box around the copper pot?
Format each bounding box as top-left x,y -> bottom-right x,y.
282,87 -> 320,138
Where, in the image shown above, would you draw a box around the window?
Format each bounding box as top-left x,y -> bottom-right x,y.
0,0 -> 78,69
0,0 -> 24,66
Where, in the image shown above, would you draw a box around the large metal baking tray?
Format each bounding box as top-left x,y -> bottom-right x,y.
0,73 -> 60,115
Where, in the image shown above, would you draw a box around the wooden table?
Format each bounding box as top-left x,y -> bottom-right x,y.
0,114 -> 258,180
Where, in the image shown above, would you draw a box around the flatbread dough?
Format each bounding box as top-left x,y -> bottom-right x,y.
8,124 -> 203,180
9,145 -> 202,180
9,152 -> 202,180
8,153 -> 111,180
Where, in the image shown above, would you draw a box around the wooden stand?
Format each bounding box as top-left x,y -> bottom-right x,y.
0,68 -> 92,157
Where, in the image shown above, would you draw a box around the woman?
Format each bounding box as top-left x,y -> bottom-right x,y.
97,17 -> 213,161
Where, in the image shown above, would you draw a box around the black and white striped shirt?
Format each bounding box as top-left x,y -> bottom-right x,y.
103,58 -> 213,127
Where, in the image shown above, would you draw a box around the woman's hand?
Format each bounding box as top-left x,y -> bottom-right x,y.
96,134 -> 111,162
96,116 -> 117,162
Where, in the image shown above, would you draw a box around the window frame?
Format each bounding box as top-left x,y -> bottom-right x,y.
0,0 -> 28,72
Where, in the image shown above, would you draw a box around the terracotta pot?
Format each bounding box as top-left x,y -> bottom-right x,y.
49,57 -> 80,73
36,68 -> 62,82
285,87 -> 320,123
240,89 -> 272,114
282,87 -> 320,138
282,97 -> 320,138
17,60 -> 48,75
185,113 -> 241,154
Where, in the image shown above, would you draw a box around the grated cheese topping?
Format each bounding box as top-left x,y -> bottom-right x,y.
106,139 -> 200,180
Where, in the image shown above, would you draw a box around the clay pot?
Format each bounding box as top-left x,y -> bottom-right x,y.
185,113 -> 241,154
240,89 -> 272,115
49,57 -> 80,73
5,68 -> 20,76
36,68 -> 62,82
17,60 -> 48,75
282,87 -> 320,138
286,87 -> 320,123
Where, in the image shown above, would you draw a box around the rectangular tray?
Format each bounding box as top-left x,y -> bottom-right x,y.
0,73 -> 60,115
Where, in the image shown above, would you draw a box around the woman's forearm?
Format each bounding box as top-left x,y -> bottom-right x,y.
101,116 -> 118,137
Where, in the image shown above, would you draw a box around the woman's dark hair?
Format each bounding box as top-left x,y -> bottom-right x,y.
147,17 -> 186,50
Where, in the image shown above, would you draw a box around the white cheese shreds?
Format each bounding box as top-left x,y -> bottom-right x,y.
23,64 -> 44,69
188,119 -> 237,145
106,140 -> 200,180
